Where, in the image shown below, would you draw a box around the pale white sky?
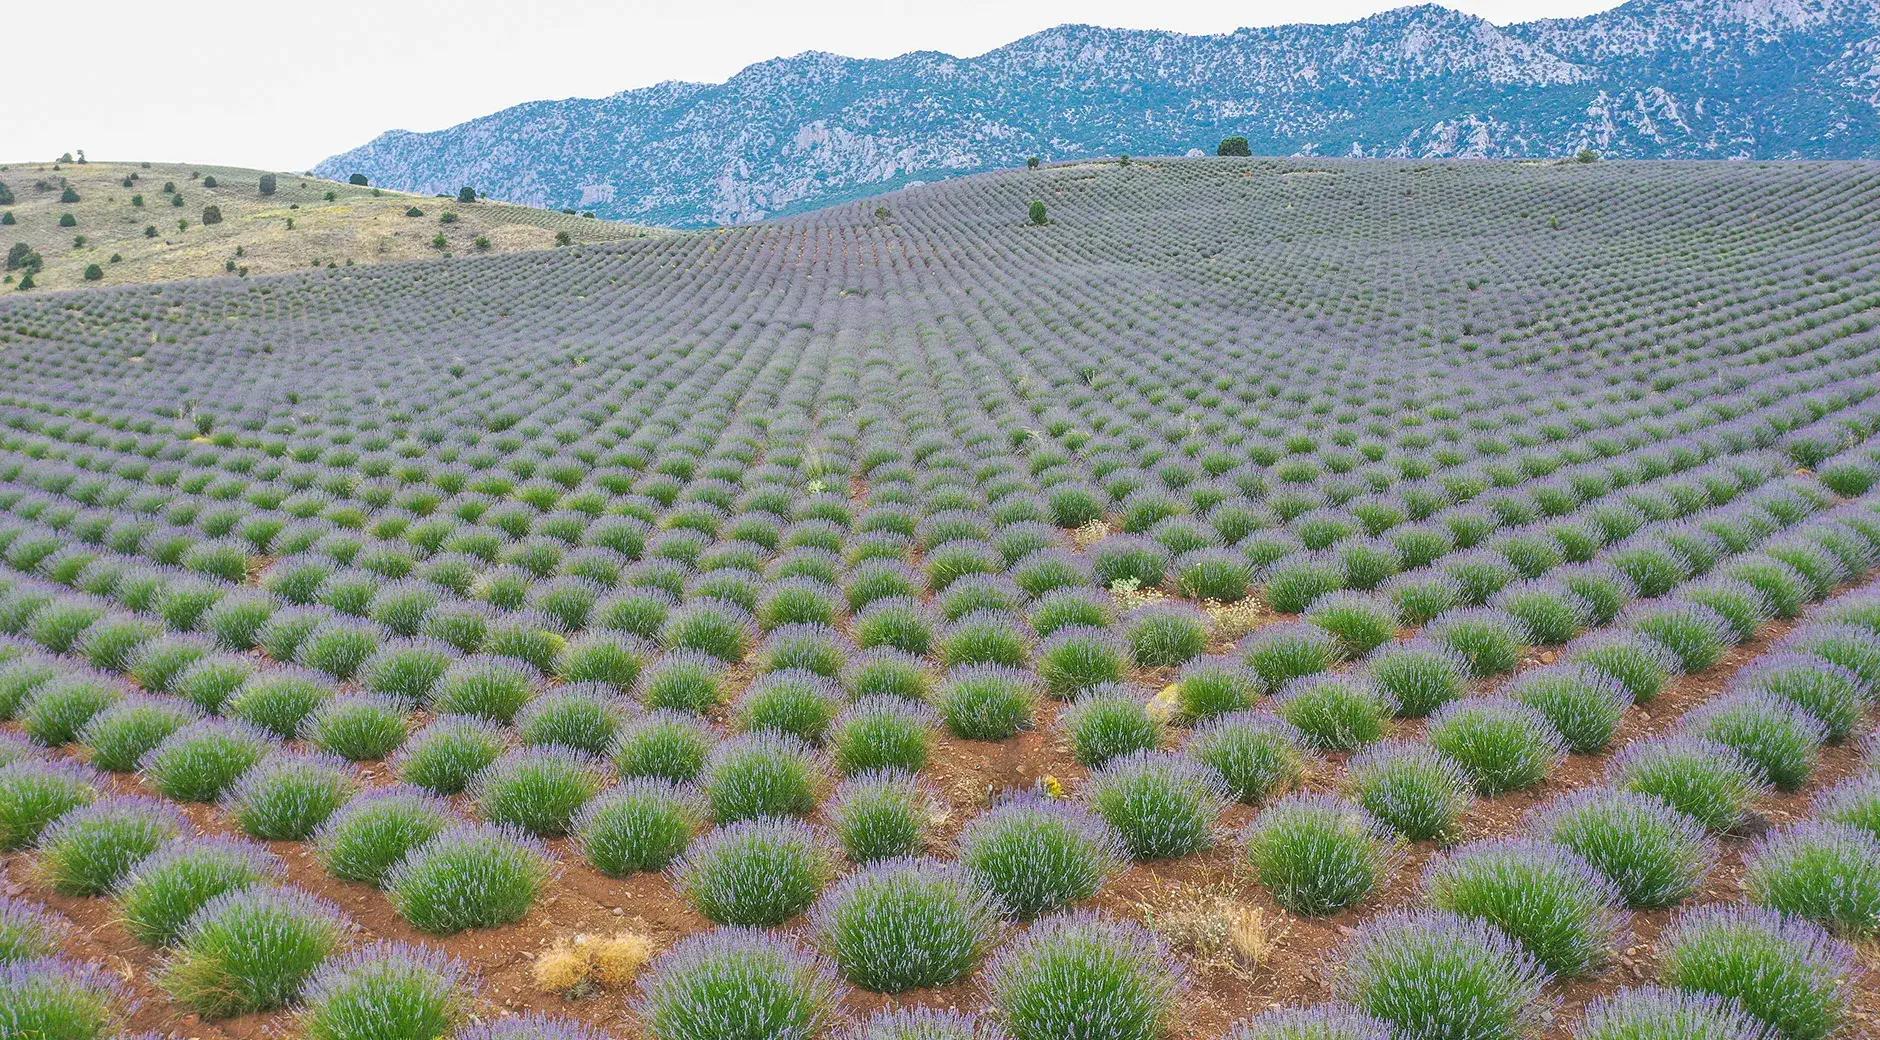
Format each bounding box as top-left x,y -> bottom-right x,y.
7,0 -> 1621,172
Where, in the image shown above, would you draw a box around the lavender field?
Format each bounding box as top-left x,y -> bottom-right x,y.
0,157 -> 1877,1040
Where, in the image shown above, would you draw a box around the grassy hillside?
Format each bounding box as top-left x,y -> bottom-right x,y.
0,159 -> 658,291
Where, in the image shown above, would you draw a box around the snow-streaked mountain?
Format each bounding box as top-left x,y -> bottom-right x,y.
316,0 -> 1880,226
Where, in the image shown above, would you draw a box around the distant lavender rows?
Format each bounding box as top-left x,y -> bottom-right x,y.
0,161 -> 1877,1038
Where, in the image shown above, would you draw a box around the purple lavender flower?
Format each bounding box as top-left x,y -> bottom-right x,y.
1741,820 -> 1880,935
980,911 -> 1184,1040
1336,908 -> 1551,1040
1081,749 -> 1229,859
0,757 -> 101,850
34,794 -> 191,896
1606,734 -> 1769,832
1421,836 -> 1628,976
1678,689 -> 1828,791
459,1015 -> 616,1040
1225,1003 -> 1395,1040
841,1007 -> 1009,1040
633,926 -> 845,1040
0,956 -> 132,1034
809,856 -> 1001,992
299,940 -> 475,1040
0,895 -> 66,963
1244,792 -> 1400,916
1813,772 -> 1880,840
1573,986 -> 1772,1040
1659,903 -> 1858,1040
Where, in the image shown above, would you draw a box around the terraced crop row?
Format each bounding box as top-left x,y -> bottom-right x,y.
0,158 -> 1876,1040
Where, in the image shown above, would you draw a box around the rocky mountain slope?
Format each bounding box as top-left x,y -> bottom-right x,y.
317,0 -> 1880,226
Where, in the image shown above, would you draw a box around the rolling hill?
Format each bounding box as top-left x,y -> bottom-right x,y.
0,157 -> 1876,1040
0,160 -> 658,292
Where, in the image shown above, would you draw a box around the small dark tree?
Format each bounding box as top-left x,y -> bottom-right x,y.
171,194 -> 184,208
1575,147 -> 1599,163
16,271 -> 32,290
60,186 -> 80,203
202,175 -> 218,188
431,233 -> 448,250
131,194 -> 144,207
405,206 -> 424,217
1217,136 -> 1251,157
58,152 -> 72,163
0,179 -> 12,204
0,212 -> 13,226
75,150 -> 86,164
473,235 -> 491,251
1028,200 -> 1048,226
202,205 -> 223,225
1118,154 -> 1131,166
458,186 -> 477,203
58,213 -> 76,227
555,230 -> 572,246
349,173 -> 369,186
162,181 -> 176,193
6,243 -> 35,270
144,225 -> 157,237
258,173 -> 277,196
83,263 -> 102,281
1027,156 -> 1041,170
121,176 -> 134,188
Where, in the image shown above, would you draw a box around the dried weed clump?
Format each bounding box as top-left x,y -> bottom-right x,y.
1138,882 -> 1289,975
531,930 -> 657,996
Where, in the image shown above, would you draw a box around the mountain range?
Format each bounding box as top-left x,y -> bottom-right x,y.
315,0 -> 1880,226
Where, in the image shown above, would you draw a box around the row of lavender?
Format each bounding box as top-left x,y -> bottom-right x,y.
0,494 -> 1874,1039
0,436 -> 1868,808
0,169 -> 1873,664
3,162 -> 1880,1039
0,421 -> 1869,768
